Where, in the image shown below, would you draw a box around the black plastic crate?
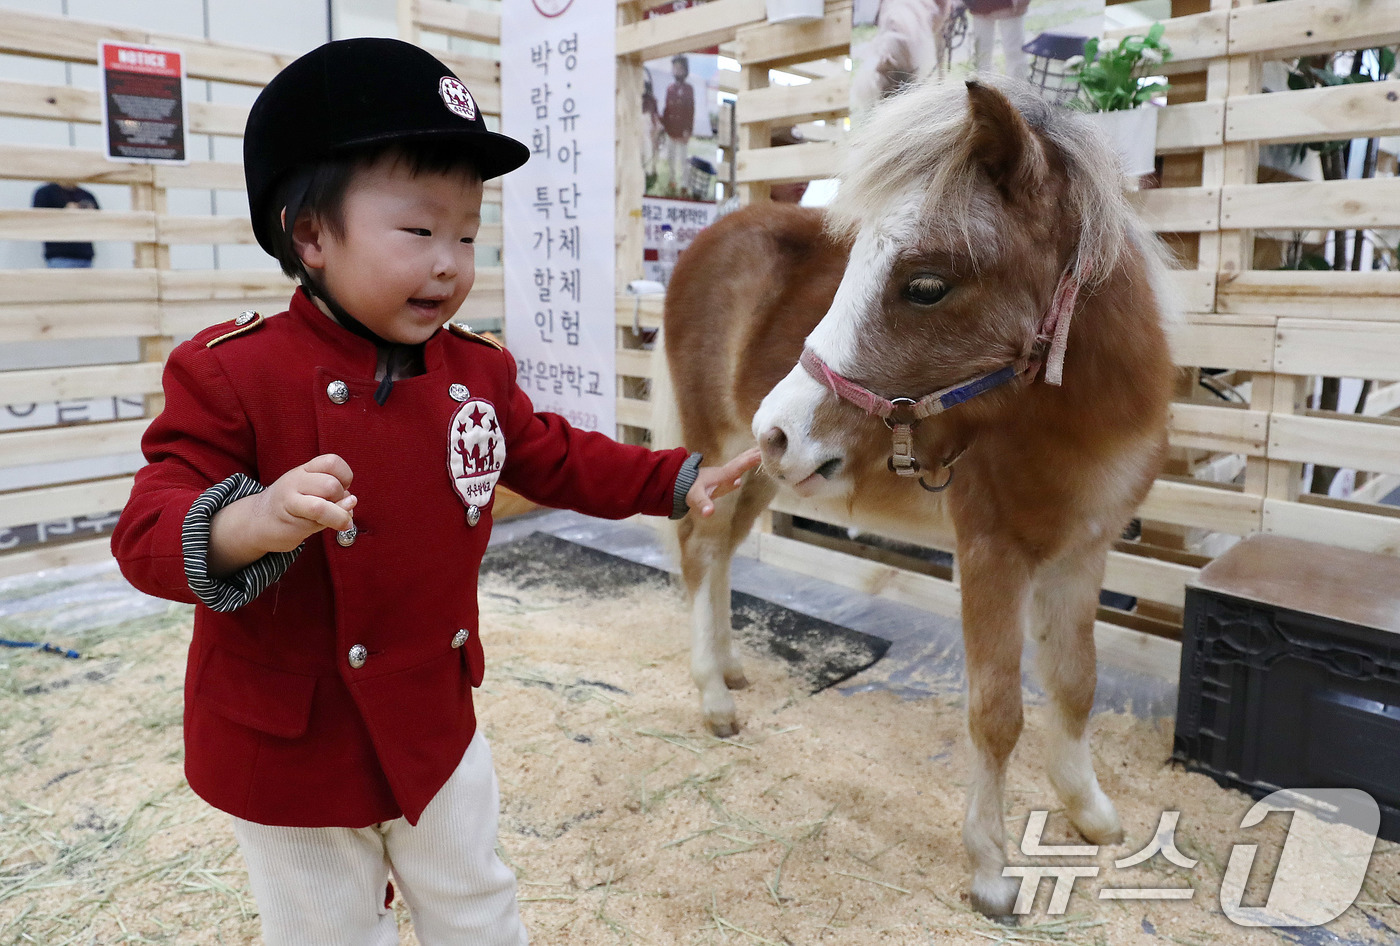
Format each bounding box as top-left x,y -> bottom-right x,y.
1173,534 -> 1400,842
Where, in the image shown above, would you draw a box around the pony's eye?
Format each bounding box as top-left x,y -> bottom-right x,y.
904,275 -> 949,306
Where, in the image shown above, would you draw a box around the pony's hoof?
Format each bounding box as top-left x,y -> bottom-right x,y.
970,875 -> 1020,920
1070,792 -> 1123,846
723,668 -> 750,690
706,715 -> 741,738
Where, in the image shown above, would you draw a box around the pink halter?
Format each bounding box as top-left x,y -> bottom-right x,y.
800,262 -> 1087,484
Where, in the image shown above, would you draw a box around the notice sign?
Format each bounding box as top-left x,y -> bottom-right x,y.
100,41 -> 188,163
500,0 -> 616,434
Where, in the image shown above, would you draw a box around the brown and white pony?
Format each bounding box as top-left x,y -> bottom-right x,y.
662,76 -> 1175,916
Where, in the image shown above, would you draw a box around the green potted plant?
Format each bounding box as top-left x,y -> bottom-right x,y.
1064,23 -> 1172,178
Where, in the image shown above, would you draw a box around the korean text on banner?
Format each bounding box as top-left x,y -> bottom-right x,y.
501,0 -> 617,435
99,41 -> 189,163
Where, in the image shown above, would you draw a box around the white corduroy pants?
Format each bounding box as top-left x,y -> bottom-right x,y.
232,732 -> 527,946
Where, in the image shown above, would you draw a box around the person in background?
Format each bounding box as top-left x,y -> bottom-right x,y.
32,181 -> 99,268
661,54 -> 695,196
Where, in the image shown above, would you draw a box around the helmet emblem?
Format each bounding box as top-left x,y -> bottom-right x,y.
438,77 -> 477,121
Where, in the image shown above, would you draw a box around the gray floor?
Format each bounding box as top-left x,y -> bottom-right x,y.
0,509 -> 1178,719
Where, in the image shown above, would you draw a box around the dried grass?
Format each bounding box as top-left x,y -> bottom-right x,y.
0,564 -> 1396,945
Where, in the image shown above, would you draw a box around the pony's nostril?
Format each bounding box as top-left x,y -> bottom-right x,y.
761,426 -> 788,458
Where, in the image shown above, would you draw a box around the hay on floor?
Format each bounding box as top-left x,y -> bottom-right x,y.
0,553 -> 1396,945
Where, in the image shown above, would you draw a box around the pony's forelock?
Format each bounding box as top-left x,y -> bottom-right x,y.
826,75 -> 1165,294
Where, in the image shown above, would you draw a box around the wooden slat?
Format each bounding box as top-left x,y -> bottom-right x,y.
0,536 -> 114,581
616,295 -> 665,331
0,302 -> 162,343
1168,316 -> 1275,371
158,269 -> 292,301
1226,81 -> 1400,147
1171,269 -> 1216,315
1263,498 -> 1400,557
159,298 -> 292,337
1,419 -> 149,468
0,477 -> 134,530
0,208 -> 154,242
0,10 -> 292,85
413,0 -> 501,42
1169,402 -> 1268,454
615,348 -> 655,378
152,162 -> 246,191
436,51 -> 501,93
1104,11 -> 1228,69
737,74 -> 849,127
156,214 -> 257,245
1131,186 -> 1219,233
0,269 -> 158,304
1156,101 -> 1224,153
1217,271 -> 1400,321
1222,179 -> 1400,230
760,530 -> 962,615
0,144 -> 153,185
616,396 -> 652,428
1138,477 -> 1263,534
0,363 -> 163,406
1274,319 -> 1400,382
0,81 -> 250,136
1229,0 -> 1400,60
616,0 -> 766,60
735,139 -> 840,183
1104,549 -> 1198,609
732,1 -> 852,67
1269,412 -> 1400,477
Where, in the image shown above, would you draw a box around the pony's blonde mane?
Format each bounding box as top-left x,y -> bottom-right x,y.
827,75 -> 1166,297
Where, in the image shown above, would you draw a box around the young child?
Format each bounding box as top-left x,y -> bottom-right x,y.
111,38 -> 758,946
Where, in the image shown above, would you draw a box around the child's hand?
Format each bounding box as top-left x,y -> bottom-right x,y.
254,454 -> 358,551
208,454 -> 356,576
686,447 -> 762,518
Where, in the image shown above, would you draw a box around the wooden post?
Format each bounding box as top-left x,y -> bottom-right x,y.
132,180 -> 171,418
736,63 -> 770,206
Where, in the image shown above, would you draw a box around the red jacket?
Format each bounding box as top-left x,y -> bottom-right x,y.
112,290 -> 689,827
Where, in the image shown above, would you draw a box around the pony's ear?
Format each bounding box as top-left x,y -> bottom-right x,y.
964,80 -> 1049,202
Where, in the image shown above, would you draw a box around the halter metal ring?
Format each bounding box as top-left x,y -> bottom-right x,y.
883,397 -> 920,429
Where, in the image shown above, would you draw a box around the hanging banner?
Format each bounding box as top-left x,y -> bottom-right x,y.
850,0 -> 1105,120
99,41 -> 188,163
640,0 -> 720,284
501,0 -> 616,435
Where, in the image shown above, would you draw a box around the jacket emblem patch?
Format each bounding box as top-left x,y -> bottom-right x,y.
448,398 -> 504,508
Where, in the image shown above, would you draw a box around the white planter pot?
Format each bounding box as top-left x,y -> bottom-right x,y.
766,0 -> 824,24
1087,107 -> 1159,179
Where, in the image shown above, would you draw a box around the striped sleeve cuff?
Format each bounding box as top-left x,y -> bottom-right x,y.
670,452 -> 703,520
183,473 -> 300,612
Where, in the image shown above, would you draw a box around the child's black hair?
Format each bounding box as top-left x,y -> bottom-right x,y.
265,138 -> 483,281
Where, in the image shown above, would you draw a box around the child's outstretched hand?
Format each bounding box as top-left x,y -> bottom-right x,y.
686,447 -> 762,517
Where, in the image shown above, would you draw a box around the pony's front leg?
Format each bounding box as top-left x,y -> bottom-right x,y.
957,537 -> 1030,917
678,517 -> 738,736
1030,545 -> 1122,845
676,474 -> 775,736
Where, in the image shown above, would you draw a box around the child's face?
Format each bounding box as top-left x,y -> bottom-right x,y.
296,156 -> 483,345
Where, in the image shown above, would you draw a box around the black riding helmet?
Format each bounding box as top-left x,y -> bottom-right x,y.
244,37 -> 529,257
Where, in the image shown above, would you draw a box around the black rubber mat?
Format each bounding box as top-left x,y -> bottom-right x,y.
480,532 -> 889,693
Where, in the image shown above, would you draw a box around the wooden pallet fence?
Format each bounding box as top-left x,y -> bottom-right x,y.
612,0 -> 1400,643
